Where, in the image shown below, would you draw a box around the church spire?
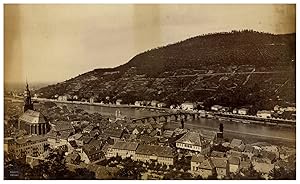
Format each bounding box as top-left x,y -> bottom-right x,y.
26,77 -> 28,89
24,81 -> 33,112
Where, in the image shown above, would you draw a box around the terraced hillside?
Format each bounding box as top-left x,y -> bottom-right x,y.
36,30 -> 295,112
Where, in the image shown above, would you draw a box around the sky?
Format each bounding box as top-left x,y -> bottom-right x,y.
4,4 -> 296,84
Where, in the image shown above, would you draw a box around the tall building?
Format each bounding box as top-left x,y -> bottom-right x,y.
23,82 -> 34,112
18,82 -> 50,135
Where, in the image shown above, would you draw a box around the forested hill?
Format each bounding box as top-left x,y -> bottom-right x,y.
116,30 -> 295,76
36,30 -> 296,111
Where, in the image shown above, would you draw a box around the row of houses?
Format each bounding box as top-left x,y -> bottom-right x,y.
274,105 -> 296,113
52,94 -> 296,118
211,104 -> 277,119
104,129 -> 218,166
134,100 -> 167,108
191,152 -> 279,179
191,153 -> 254,179
211,105 -> 249,115
106,141 -> 175,166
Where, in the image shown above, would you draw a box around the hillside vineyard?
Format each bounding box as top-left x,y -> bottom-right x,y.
36,30 -> 295,112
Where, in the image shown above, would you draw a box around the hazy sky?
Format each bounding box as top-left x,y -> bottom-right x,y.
4,4 -> 295,84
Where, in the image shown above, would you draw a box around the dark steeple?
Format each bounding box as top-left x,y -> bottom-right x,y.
24,81 -> 34,112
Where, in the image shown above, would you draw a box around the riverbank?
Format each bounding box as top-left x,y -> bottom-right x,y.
33,97 -> 172,112
5,96 -> 296,128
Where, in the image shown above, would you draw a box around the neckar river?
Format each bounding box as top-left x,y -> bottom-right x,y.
60,103 -> 296,146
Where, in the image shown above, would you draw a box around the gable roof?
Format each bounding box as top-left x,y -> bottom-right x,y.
83,124 -> 94,132
139,135 -> 158,144
251,156 -> 272,164
134,127 -> 144,133
103,129 -> 123,138
163,130 -> 174,138
150,122 -> 163,129
51,121 -> 74,132
19,110 -> 46,124
136,144 -> 175,158
261,150 -> 277,162
176,131 -> 210,147
191,155 -> 205,163
240,160 -> 251,170
198,158 -> 214,170
228,156 -> 240,165
83,145 -> 104,161
182,102 -> 195,106
149,130 -> 159,137
15,135 -> 48,145
199,129 -> 217,141
174,128 -> 188,135
126,126 -> 135,133
211,151 -> 226,158
65,152 -> 80,163
227,150 -> 243,157
68,133 -> 82,140
79,135 -> 93,144
112,141 -> 139,151
68,140 -> 78,149
47,129 -> 72,140
243,144 -> 254,153
211,157 -> 228,168
90,129 -> 100,137
230,139 -> 244,148
89,139 -> 104,150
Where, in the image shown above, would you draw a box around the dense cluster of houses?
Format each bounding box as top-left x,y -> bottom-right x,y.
4,86 -> 295,179
5,82 -> 295,179
4,103 -> 219,168
189,138 -> 293,179
4,108 -> 296,179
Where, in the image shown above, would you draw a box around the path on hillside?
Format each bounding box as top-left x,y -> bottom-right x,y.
167,71 -> 289,78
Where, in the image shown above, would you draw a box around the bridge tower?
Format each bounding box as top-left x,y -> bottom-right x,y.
217,123 -> 224,139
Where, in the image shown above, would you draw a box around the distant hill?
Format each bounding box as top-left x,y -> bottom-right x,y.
36,30 -> 296,112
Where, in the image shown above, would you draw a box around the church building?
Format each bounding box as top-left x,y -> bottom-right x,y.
18,82 -> 50,135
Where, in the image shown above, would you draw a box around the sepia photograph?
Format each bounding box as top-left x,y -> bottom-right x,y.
2,2 -> 296,180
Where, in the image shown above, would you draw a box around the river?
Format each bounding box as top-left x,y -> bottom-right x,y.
58,103 -> 167,118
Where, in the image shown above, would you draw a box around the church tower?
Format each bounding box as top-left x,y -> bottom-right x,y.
23,82 -> 34,112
